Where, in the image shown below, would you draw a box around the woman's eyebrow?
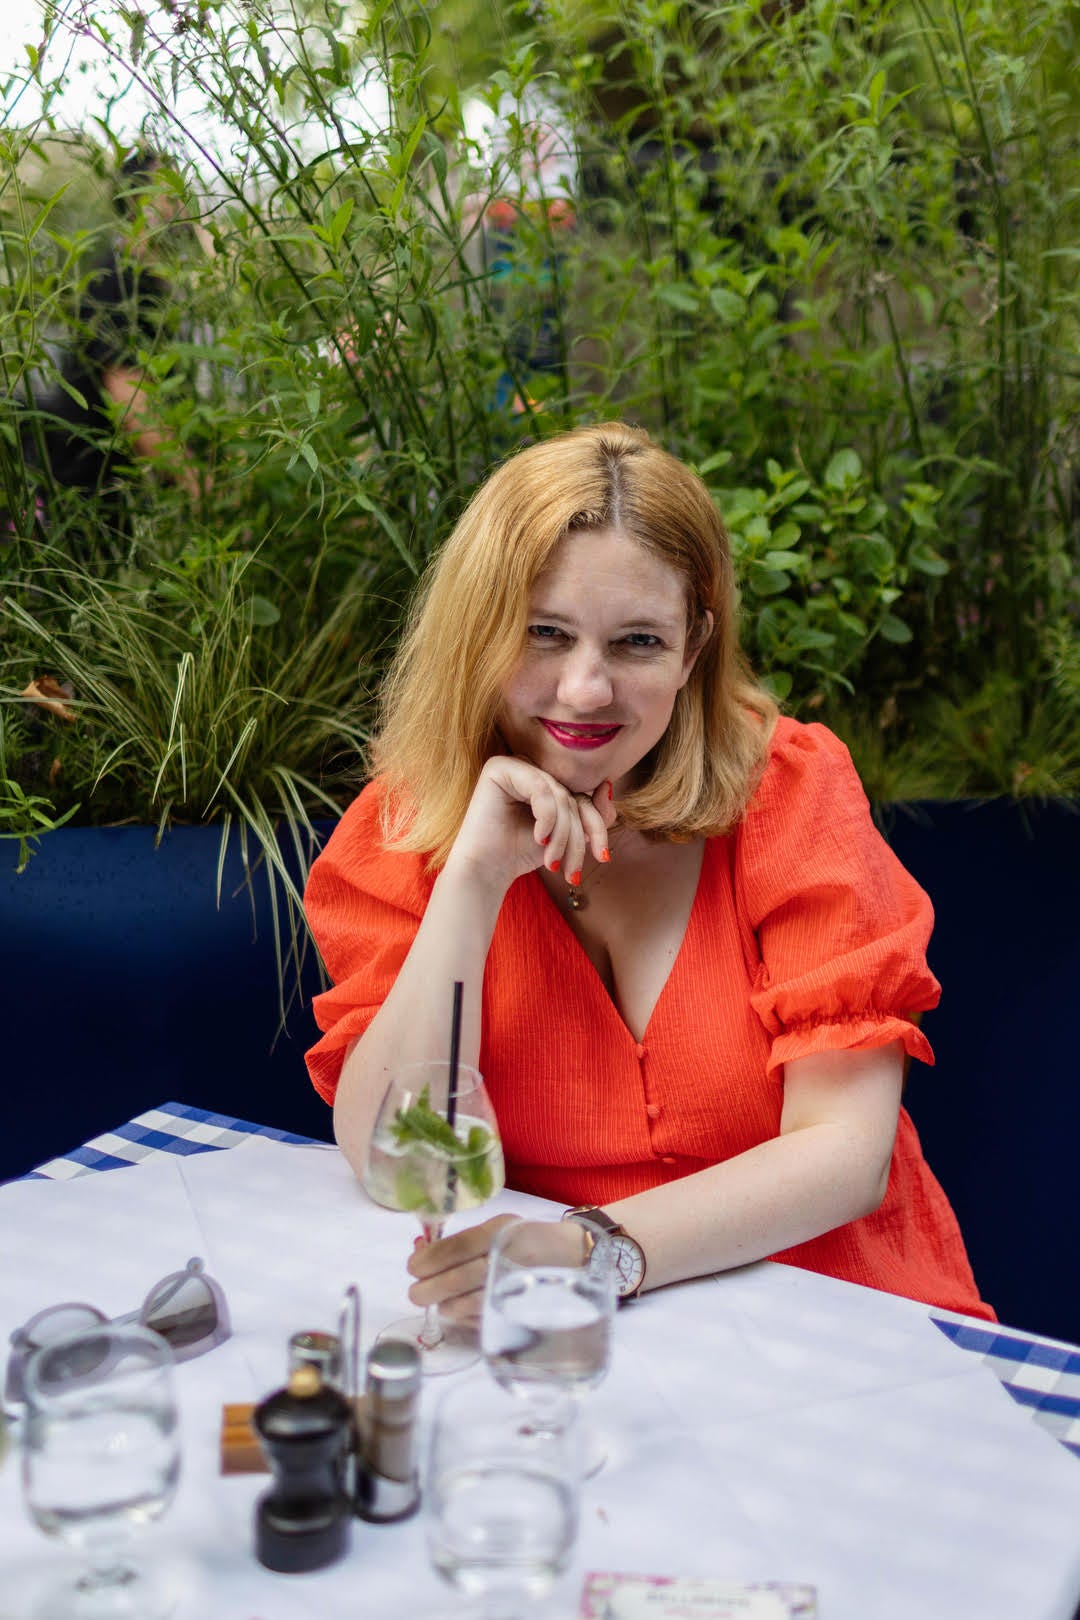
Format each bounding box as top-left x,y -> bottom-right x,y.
528,602 -> 683,632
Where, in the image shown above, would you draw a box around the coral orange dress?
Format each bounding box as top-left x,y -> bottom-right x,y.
305,718 -> 994,1320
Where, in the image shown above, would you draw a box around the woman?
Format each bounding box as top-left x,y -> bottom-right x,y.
305,422 -> 994,1324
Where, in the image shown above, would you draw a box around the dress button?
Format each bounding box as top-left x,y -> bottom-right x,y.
645,1103 -> 661,1120
634,1043 -> 646,1060
661,1155 -> 676,1165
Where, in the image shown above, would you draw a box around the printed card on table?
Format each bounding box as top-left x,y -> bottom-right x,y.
579,1572 -> 818,1620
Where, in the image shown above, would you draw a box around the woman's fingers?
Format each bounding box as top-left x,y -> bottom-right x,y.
408,1252 -> 489,1312
407,1213 -> 516,1312
467,756 -> 616,886
578,782 -> 616,864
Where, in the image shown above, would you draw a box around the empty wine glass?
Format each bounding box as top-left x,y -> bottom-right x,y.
481,1217 -> 615,1472
427,1374 -> 581,1620
363,1058 -> 505,1374
21,1321 -> 180,1620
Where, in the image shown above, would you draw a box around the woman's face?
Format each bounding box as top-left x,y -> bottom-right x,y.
497,526 -> 711,795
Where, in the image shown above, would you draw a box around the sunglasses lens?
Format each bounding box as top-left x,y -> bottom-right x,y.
142,1272 -> 217,1352
27,1305 -> 106,1348
33,1330 -> 114,1394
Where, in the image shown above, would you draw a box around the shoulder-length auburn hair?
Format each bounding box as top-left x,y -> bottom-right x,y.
373,422 -> 777,863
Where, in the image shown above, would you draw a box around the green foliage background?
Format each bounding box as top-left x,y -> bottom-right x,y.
1,0 -> 1077,922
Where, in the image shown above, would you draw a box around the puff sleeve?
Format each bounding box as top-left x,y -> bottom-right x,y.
736,719 -> 940,1078
303,780 -> 433,1103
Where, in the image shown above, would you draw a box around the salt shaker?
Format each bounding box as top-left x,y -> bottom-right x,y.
253,1364 -> 353,1572
354,1339 -> 421,1522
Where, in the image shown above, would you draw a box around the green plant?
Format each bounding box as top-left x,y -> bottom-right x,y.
1,0 -> 1077,986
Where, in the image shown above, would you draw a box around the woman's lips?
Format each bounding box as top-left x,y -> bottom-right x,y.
539,719 -> 623,751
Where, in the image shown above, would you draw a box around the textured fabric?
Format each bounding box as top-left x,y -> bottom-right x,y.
305,717 -> 994,1320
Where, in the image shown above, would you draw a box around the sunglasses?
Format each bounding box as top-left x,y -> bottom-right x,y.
5,1256 -> 230,1407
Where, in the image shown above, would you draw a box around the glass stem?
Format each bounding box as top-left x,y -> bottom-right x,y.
418,1218 -> 445,1350
79,1551 -> 136,1592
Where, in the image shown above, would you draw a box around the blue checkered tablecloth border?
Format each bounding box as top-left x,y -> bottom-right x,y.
20,1100 -> 1080,1462
22,1100 -> 321,1180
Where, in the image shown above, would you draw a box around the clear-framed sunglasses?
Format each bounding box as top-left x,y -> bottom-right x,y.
5,1256 -> 230,1407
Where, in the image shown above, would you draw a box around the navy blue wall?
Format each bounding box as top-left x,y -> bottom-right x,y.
3,802 -> 1077,1343
1,825 -> 334,1183
886,800 -> 1079,1347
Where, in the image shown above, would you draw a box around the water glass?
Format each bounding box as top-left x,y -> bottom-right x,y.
426,1375 -> 581,1619
21,1321 -> 180,1620
482,1216 -> 615,1474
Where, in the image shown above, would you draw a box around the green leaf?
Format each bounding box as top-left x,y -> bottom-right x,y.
824,449 -> 862,491
709,287 -> 746,322
56,375 -> 89,412
249,595 -> 281,627
656,283 -> 700,314
771,520 -> 803,547
879,613 -> 913,644
760,670 -> 793,701
908,544 -> 949,578
750,567 -> 791,595
328,198 -> 354,248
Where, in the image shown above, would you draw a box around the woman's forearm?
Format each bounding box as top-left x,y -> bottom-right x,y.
608,1046 -> 903,1291
607,1125 -> 882,1291
332,858 -> 510,1174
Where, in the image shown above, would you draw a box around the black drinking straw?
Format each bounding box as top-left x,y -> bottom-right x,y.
446,979 -> 463,1130
445,981 -> 463,1212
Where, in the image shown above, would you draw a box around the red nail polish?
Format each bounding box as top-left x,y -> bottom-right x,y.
599,848 -> 611,863
569,870 -> 582,886
539,834 -> 551,846
550,858 -> 561,873
607,780 -> 614,800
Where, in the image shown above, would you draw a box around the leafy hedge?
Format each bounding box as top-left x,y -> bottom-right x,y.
1,0 -> 1077,899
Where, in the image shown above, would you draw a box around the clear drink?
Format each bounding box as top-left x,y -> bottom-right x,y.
20,1322 -> 180,1620
364,1112 -> 505,1219
426,1377 -> 582,1616
429,1461 -> 577,1602
25,1399 -> 180,1550
484,1268 -> 610,1395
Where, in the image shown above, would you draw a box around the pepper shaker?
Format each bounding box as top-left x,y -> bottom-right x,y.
253,1364 -> 353,1572
354,1339 -> 421,1522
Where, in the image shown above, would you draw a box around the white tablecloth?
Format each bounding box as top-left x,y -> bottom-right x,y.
2,1136 -> 1079,1620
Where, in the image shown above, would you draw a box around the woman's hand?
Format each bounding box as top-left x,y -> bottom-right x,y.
406,1213 -> 519,1328
444,755 -> 617,898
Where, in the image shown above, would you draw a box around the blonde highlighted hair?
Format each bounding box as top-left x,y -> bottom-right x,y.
373,422 -> 777,862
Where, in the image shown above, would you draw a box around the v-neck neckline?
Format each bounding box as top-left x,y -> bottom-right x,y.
531,838 -> 712,1046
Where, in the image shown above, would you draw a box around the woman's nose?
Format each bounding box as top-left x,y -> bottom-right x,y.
557,644 -> 614,710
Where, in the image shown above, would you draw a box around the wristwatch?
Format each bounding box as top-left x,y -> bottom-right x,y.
563,1206 -> 646,1303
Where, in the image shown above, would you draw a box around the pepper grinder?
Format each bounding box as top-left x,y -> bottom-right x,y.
354,1339 -> 421,1522
253,1363 -> 354,1572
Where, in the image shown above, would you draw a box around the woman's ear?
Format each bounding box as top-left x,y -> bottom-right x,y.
682,609 -> 714,680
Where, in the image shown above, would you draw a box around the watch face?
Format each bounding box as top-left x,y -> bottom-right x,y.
610,1234 -> 646,1297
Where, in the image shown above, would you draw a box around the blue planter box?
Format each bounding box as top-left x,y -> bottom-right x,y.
0,824 -> 334,1183
3,800 -> 1077,1343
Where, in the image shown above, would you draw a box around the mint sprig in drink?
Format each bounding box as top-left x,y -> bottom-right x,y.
366,1084 -> 505,1220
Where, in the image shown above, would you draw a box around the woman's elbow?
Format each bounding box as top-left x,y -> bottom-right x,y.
854,1151 -> 894,1219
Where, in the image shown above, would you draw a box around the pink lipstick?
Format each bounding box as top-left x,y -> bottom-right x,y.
540,719 -> 622,751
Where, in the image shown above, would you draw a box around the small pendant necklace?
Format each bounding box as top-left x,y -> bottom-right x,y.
566,833 -> 621,911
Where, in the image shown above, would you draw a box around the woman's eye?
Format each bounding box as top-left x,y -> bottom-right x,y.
527,623 -> 567,642
621,633 -> 662,650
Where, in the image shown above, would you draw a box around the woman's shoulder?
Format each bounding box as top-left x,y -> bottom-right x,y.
750,715 -> 865,811
307,776 -> 434,914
